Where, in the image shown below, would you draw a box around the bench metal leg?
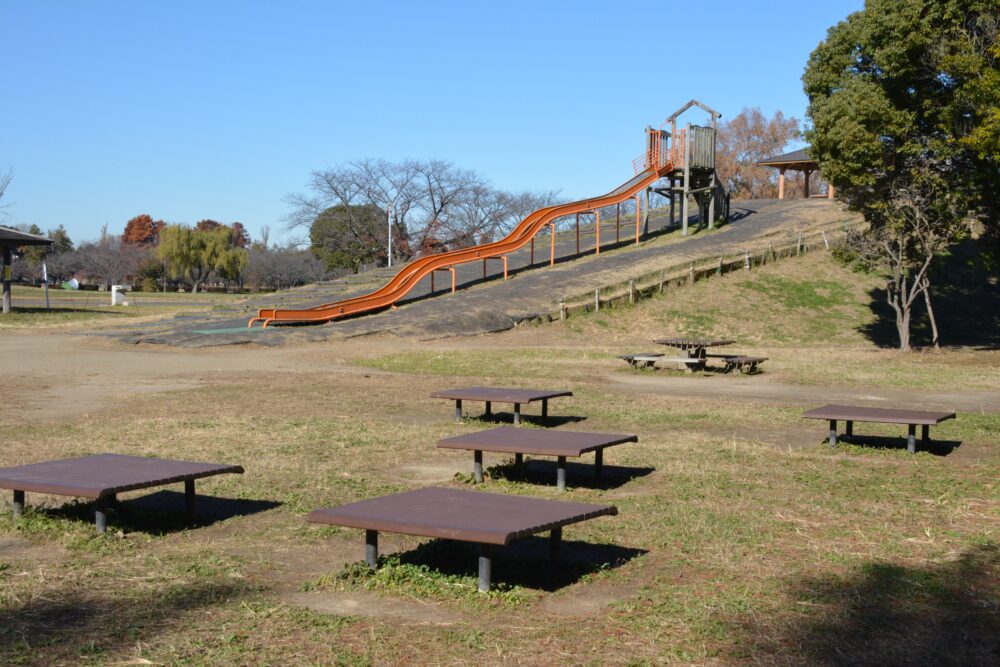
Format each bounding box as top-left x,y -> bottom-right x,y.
95,497 -> 109,534
828,420 -> 838,447
184,480 -> 196,522
473,450 -> 483,483
513,403 -> 521,425
921,424 -> 929,444
846,421 -> 853,439
478,544 -> 492,593
594,449 -> 603,478
557,456 -> 567,491
454,399 -> 462,422
541,399 -> 548,420
365,529 -> 378,569
12,490 -> 24,519
550,527 -> 562,563
907,424 -> 917,454
514,453 -> 523,465
484,401 -> 491,418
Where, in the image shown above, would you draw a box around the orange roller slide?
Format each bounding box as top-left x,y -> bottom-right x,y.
249,156 -> 675,328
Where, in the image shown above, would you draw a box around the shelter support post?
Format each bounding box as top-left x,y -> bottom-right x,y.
478,544 -> 492,593
828,420 -> 838,447
12,490 -> 24,519
2,246 -> 11,315
557,456 -> 567,491
365,529 -> 378,569
473,450 -> 484,483
778,167 -> 786,200
804,169 -> 811,198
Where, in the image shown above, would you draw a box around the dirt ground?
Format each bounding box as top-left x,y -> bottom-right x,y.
1,250 -> 998,665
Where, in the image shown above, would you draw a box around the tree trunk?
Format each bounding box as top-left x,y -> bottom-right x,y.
920,276 -> 940,350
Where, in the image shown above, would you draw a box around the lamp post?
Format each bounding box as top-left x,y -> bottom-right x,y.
386,205 -> 394,268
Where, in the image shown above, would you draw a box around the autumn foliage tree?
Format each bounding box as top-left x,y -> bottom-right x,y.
715,107 -> 802,199
122,214 -> 165,245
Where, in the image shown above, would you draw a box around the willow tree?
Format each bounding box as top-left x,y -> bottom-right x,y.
804,0 -> 999,351
157,224 -> 247,292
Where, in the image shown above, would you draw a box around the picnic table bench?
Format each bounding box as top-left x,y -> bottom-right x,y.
431,387 -> 573,425
803,404 -> 956,453
723,356 -> 768,374
0,454 -> 244,533
307,487 -> 617,592
618,352 -> 664,368
437,426 -> 637,490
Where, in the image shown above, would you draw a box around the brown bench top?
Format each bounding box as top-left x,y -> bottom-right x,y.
437,427 -> 637,457
655,338 -> 735,348
430,387 -> 573,403
803,404 -> 956,425
0,454 -> 244,499
307,487 -> 616,545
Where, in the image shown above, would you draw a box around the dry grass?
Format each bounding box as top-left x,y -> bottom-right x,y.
1,249 -> 998,665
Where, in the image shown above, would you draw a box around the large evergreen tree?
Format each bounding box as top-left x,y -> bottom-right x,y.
804,0 -> 999,350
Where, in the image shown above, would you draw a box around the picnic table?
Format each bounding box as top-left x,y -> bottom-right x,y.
803,404 -> 956,453
307,487 -> 617,592
0,454 -> 244,533
437,426 -> 637,490
653,338 -> 735,371
430,387 -> 573,425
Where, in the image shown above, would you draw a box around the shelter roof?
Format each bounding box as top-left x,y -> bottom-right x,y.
0,226 -> 53,247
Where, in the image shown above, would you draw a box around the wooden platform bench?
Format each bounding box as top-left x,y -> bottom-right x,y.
431,387 -> 572,425
437,426 -> 637,491
308,487 -> 617,592
723,356 -> 768,374
0,454 -> 244,533
803,404 -> 956,454
618,353 -> 664,368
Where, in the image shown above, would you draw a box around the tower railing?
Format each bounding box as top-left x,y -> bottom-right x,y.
632,129 -> 685,175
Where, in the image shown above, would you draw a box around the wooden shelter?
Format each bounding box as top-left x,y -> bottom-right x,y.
0,226 -> 52,314
757,147 -> 833,200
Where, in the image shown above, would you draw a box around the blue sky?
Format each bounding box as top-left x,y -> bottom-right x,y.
0,1 -> 862,244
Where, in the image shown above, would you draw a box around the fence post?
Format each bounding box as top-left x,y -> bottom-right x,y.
822,230 -> 830,250
688,263 -> 695,285
659,269 -> 665,293
745,250 -> 750,271
559,301 -> 567,321
594,289 -> 600,312
628,280 -> 635,305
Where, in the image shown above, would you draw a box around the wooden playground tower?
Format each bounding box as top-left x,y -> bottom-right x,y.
638,99 -> 725,236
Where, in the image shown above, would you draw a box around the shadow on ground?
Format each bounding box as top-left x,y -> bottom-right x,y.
387,536 -> 646,592
466,413 -> 587,427
485,459 -> 655,490
835,435 -> 962,456
732,542 -> 1000,666
0,579 -> 251,664
859,239 -> 1000,349
37,492 -> 280,534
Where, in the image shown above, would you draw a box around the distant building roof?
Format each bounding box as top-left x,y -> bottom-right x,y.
0,226 -> 53,247
757,147 -> 816,168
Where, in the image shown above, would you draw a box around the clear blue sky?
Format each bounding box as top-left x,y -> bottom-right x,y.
0,0 -> 862,245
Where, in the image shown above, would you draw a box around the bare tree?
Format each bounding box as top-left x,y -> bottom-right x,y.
841,156 -> 968,351
0,169 -> 11,213
77,225 -> 146,288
